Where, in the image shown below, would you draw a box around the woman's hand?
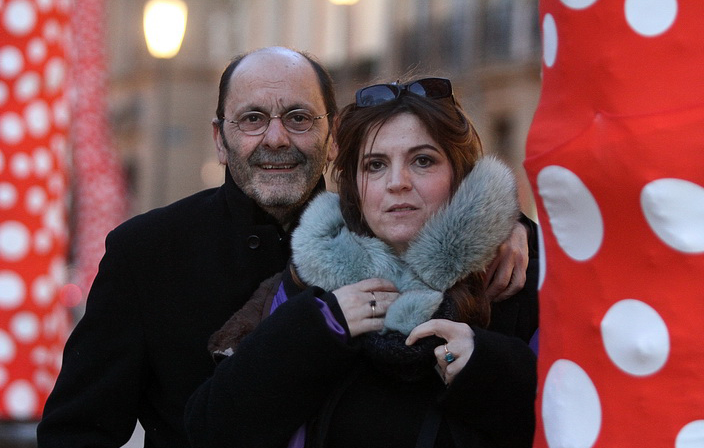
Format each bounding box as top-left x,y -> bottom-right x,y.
406,319 -> 475,385
333,278 -> 399,337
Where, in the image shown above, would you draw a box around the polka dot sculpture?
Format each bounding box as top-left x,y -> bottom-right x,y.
1,1 -> 71,420
525,1 -> 704,447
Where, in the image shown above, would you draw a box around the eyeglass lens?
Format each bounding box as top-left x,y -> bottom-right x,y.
236,110 -> 316,135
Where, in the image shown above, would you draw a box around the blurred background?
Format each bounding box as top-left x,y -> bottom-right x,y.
1,0 -> 541,446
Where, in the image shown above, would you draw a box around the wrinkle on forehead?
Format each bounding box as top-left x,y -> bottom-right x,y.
227,48 -> 322,114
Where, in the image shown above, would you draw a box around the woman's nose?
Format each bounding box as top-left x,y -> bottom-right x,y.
386,166 -> 412,192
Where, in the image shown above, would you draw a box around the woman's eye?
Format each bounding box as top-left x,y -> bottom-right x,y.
415,156 -> 433,167
366,160 -> 385,171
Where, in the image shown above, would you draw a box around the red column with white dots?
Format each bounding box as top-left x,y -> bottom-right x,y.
0,0 -> 71,419
525,0 -> 704,447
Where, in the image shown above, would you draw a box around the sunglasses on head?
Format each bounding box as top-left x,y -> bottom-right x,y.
355,77 -> 454,108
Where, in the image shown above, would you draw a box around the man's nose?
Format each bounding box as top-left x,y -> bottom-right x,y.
260,116 -> 291,149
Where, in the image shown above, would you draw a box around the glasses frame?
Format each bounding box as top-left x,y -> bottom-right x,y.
222,109 -> 329,136
355,77 -> 455,108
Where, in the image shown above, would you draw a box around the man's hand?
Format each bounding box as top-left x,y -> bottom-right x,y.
484,222 -> 529,302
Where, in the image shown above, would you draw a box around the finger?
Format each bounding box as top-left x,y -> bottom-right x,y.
405,319 -> 455,345
484,255 -> 514,302
357,277 -> 399,293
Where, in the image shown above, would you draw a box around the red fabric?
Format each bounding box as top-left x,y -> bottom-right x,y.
525,1 -> 704,446
0,0 -> 71,420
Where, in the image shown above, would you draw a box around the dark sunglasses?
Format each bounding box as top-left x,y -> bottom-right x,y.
355,77 -> 454,107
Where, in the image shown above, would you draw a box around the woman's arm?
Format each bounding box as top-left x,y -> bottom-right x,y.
185,288 -> 358,448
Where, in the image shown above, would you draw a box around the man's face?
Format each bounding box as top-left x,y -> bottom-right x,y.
214,49 -> 331,218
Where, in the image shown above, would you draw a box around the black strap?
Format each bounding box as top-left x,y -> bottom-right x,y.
415,403 -> 443,448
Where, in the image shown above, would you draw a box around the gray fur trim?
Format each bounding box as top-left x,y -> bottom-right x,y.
290,156 -> 518,334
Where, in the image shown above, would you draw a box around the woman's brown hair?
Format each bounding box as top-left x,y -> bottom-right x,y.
332,82 -> 491,327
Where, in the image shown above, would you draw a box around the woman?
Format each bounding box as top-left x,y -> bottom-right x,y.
186,77 -> 538,448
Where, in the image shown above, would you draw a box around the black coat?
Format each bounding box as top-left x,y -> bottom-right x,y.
37,171 -> 324,448
185,263 -> 538,448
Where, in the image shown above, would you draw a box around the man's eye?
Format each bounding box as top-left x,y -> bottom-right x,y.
287,112 -> 312,123
240,113 -> 265,123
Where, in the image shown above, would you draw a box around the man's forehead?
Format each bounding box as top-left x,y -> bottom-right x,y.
227,50 -> 323,109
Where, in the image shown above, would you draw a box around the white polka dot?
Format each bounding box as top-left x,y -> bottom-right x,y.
0,182 -> 18,209
14,71 -> 40,102
0,81 -> 8,105
542,359 -> 602,448
3,0 -> 37,36
33,368 -> 56,392
625,0 -> 678,37
10,151 -> 31,178
44,57 -> 65,94
49,256 -> 66,284
677,420 -> 704,448
641,178 -> 704,253
26,37 -> 46,64
43,201 -> 64,235
47,171 -> 65,195
25,99 -> 51,137
31,275 -> 53,307
53,96 -> 70,129
537,224 -> 546,289
560,0 -> 598,8
34,228 -> 53,254
601,299 -> 669,376
542,14 -> 558,68
1,112 -> 25,145
0,45 -> 24,78
43,18 -> 60,42
36,0 -> 52,11
0,329 -> 16,362
25,185 -> 47,214
33,146 -> 52,176
4,380 -> 38,420
0,270 -> 25,308
0,220 -> 31,261
537,166 -> 604,261
30,346 -> 49,365
10,311 -> 39,343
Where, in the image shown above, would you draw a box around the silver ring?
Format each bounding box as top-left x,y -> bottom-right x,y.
370,292 -> 377,319
444,344 -> 456,363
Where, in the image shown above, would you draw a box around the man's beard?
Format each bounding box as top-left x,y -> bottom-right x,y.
222,133 -> 328,213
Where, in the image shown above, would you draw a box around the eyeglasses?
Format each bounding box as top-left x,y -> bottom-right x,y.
223,109 -> 329,136
355,77 -> 454,108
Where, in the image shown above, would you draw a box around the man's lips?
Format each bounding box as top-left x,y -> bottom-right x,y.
257,163 -> 298,170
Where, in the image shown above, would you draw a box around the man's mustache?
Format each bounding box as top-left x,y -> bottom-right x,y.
248,147 -> 307,166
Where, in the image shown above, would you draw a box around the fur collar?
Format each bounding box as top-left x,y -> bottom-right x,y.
291,156 -> 519,335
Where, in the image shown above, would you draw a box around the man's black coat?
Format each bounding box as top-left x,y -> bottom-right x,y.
38,171 -> 323,448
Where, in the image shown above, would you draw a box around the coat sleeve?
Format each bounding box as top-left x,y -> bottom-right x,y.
185,288 -> 358,448
37,230 -> 146,448
440,328 -> 537,448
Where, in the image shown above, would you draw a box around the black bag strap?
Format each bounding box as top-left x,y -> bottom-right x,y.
415,403 -> 443,448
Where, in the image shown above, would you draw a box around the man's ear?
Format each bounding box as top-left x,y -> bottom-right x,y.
212,119 -> 227,165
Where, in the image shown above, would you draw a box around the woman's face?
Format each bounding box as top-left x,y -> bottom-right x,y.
357,113 -> 453,254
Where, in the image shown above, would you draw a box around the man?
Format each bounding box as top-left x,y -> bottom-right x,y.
38,47 -> 531,448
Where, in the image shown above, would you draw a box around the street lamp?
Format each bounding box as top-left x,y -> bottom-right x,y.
329,0 -> 359,4
143,0 -> 188,59
143,0 -> 187,207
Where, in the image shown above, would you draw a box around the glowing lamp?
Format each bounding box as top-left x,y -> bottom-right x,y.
143,0 -> 188,59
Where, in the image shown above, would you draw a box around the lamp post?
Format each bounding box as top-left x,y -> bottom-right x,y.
143,0 -> 187,207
